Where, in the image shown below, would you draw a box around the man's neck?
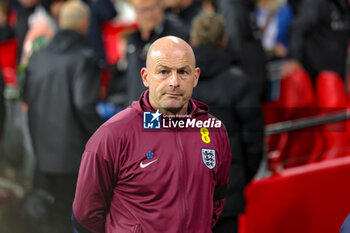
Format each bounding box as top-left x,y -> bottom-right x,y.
159,107 -> 188,116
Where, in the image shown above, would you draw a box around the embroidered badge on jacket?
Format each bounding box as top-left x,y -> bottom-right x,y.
201,148 -> 216,169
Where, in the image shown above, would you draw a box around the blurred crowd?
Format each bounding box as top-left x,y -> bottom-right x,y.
0,0 -> 349,232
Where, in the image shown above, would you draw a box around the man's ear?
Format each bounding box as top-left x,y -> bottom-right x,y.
141,68 -> 149,88
193,67 -> 200,87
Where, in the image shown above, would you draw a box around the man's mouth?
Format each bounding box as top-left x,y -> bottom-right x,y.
164,93 -> 182,97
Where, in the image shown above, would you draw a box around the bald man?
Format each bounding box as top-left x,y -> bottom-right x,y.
73,36 -> 231,233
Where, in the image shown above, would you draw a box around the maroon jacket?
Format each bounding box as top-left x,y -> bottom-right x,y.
73,91 -> 231,233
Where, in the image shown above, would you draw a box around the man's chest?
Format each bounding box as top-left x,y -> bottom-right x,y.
115,129 -> 221,195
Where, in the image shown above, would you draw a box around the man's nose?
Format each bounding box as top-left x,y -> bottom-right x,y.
169,71 -> 180,87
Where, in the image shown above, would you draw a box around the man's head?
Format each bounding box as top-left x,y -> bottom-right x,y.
59,0 -> 90,35
141,36 -> 200,115
190,12 -> 226,49
131,0 -> 164,40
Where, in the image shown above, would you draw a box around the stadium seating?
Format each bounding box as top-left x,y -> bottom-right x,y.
316,71 -> 350,160
242,156 -> 350,233
264,69 -> 322,168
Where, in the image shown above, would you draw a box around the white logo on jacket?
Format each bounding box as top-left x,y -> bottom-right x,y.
140,159 -> 158,168
201,148 -> 216,169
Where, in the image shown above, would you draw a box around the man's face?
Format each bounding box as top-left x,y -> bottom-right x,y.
133,0 -> 163,33
141,42 -> 200,115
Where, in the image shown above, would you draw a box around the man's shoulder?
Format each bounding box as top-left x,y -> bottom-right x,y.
31,42 -> 96,63
85,107 -> 140,150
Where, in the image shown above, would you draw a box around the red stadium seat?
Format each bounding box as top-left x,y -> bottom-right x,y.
264,69 -> 322,168
0,38 -> 17,86
242,156 -> 350,233
316,71 -> 350,160
278,69 -> 315,119
263,69 -> 315,124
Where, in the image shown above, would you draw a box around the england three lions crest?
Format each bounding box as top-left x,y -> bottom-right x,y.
201,148 -> 216,169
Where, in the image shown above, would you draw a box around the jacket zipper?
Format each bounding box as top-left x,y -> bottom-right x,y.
175,128 -> 187,233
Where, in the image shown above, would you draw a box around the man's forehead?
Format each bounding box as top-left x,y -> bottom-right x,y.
151,53 -> 195,69
149,48 -> 195,67
155,63 -> 192,70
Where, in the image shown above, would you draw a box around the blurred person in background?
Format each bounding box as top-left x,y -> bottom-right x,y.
20,0 -> 66,67
21,1 -> 103,232
287,0 -> 302,15
82,0 -> 117,63
119,0 -> 189,105
0,0 -> 15,42
162,0 -> 203,30
256,0 -> 293,61
82,0 -> 117,102
218,0 -> 268,101
202,0 -> 217,12
14,0 -> 39,63
190,12 -> 264,233
281,0 -> 350,82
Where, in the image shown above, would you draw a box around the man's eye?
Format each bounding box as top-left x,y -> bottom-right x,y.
179,70 -> 188,75
160,70 -> 167,74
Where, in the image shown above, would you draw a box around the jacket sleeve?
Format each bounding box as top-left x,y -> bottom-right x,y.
288,0 -> 323,61
212,127 -> 232,228
72,126 -> 119,233
72,53 -> 103,135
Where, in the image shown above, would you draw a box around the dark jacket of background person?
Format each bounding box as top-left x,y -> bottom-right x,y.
176,0 -> 202,29
122,14 -> 188,105
218,0 -> 267,101
288,0 -> 350,80
22,29 -> 103,173
288,0 -> 302,15
192,45 -> 264,216
82,0 -> 117,62
0,71 -> 4,140
165,0 -> 203,31
0,24 -> 14,41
